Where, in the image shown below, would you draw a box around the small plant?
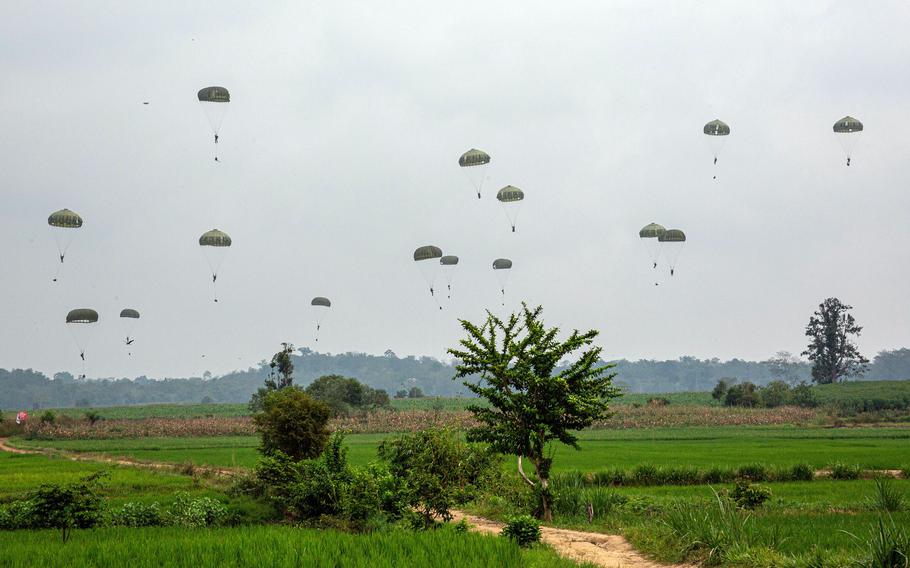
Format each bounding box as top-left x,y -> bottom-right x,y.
736,463 -> 769,481
830,462 -> 862,480
39,411 -> 56,424
454,518 -> 470,533
501,514 -> 541,548
110,502 -> 163,527
83,411 -> 102,425
167,492 -> 228,527
788,463 -> 815,482
727,481 -> 771,509
867,478 -> 905,513
851,516 -> 909,568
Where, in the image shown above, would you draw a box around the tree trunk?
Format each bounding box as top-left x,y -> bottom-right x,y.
533,458 -> 553,522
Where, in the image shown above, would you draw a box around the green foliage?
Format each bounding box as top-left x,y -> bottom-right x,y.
727,480 -> 772,509
761,380 -> 791,408
83,410 -> 101,425
856,516 -> 909,568
39,410 -> 56,424
249,343 -> 296,412
725,381 -> 760,407
867,478 -> 905,513
304,374 -> 390,417
830,462 -> 863,480
109,501 -> 163,527
167,492 -> 228,527
24,471 -> 107,542
803,298 -> 869,384
454,518 -> 470,533
377,428 -> 500,527
408,387 -> 424,398
449,303 -> 620,520
501,514 -> 541,547
790,463 -> 816,482
712,379 -> 731,401
252,387 -> 330,461
790,381 -> 819,408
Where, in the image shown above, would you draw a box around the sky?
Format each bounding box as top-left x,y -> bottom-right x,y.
1,1 -> 909,380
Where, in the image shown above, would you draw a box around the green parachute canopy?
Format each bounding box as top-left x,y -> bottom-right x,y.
413,245 -> 443,262
311,297 -> 331,307
197,86 -> 230,103
199,229 -> 232,247
833,116 -> 863,133
458,148 -> 491,167
440,255 -> 459,266
496,186 -> 524,203
119,309 -> 140,319
492,258 -> 512,270
703,119 -> 730,136
48,209 -> 83,228
639,223 -> 666,239
658,229 -> 686,242
66,309 -> 98,324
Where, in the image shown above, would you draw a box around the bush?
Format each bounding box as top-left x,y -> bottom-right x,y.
789,382 -> 818,408
787,463 -> 815,482
725,382 -> 760,407
378,428 -> 500,527
305,375 -> 390,417
110,502 -> 163,527
712,379 -> 732,401
736,463 -> 769,481
253,387 -> 331,461
26,471 -> 107,541
830,462 -> 862,480
167,492 -> 228,527
501,514 -> 541,548
760,380 -> 791,408
867,478 -> 905,513
39,411 -> 56,424
83,411 -> 102,425
727,481 -> 771,509
454,518 -> 470,533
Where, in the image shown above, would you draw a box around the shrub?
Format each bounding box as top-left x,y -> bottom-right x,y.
725,382 -> 760,407
760,380 -> 791,408
712,379 -> 732,401
857,516 -> 909,568
167,492 -> 228,527
727,481 -> 771,509
253,387 -> 331,460
83,411 -> 102,425
662,492 -> 755,562
787,463 -> 815,482
830,462 -> 862,480
304,375 -> 390,417
736,463 -> 769,481
26,471 -> 107,542
454,518 -> 470,533
632,464 -> 660,485
867,478 -> 905,513
501,514 -> 541,548
703,466 -> 736,484
378,428 -> 500,528
110,502 -> 164,527
789,382 -> 818,408
39,411 -> 56,424
0,500 -> 35,530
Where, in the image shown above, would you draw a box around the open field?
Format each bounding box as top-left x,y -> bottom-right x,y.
13,426 -> 910,472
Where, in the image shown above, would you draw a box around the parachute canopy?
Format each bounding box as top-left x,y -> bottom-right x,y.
311,297 -> 331,307
639,223 -> 666,239
458,148 -> 491,167
440,255 -> 459,266
119,309 -> 140,319
492,258 -> 512,270
833,116 -> 863,133
66,309 -> 98,324
658,229 -> 686,243
48,209 -> 83,228
496,186 -> 524,203
197,86 -> 230,103
703,119 -> 730,136
413,245 -> 443,262
199,229 -> 232,247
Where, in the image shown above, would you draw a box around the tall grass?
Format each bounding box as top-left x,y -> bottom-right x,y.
853,516 -> 909,568
867,478 -> 905,513
0,525 -> 581,568
550,462 -> 817,488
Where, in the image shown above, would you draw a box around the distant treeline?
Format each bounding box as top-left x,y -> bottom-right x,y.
1,348 -> 909,410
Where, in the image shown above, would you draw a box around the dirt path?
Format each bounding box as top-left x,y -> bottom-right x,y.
0,437 -> 34,454
449,510 -> 695,568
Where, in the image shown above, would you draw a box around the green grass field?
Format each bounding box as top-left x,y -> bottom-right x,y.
14,426 -> 910,472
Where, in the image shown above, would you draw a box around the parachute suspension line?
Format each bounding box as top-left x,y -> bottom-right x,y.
315,323 -> 320,343
212,273 -> 219,303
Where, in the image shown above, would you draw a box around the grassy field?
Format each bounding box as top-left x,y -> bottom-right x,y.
0,524 -> 583,568
14,426 -> 910,472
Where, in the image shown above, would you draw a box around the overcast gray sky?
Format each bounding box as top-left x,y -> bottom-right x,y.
1,1 -> 909,379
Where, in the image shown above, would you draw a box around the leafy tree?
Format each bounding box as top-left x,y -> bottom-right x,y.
28,471 -> 107,542
869,348 -> 910,380
724,382 -> 759,407
712,378 -> 731,401
394,390 -> 408,399
448,304 -> 620,521
305,374 -> 390,416
760,380 -> 791,408
252,387 -> 331,461
789,382 -> 818,408
407,387 -> 424,399
765,351 -> 804,385
802,298 -> 869,384
377,428 -> 499,527
249,343 -> 296,412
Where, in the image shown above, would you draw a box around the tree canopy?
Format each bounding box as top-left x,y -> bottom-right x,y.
802,298 -> 869,384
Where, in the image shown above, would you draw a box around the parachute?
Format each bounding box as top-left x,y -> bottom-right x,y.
496,186 -> 524,232
197,86 -> 230,161
833,116 -> 863,166
414,246 -> 443,308
658,229 -> 686,276
311,297 -> 331,342
703,119 -> 730,178
48,208 -> 83,281
639,222 -> 666,271
120,309 -> 140,354
492,258 -> 513,303
66,308 -> 98,375
459,148 -> 491,199
440,255 -> 459,299
15,411 -> 28,425
199,229 -> 232,302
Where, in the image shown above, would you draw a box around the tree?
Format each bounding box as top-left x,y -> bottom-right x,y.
448,304 -> 620,521
249,343 -> 296,412
407,387 -> 424,399
802,298 -> 869,384
765,351 -> 804,385
869,348 -> 910,380
712,378 -> 731,401
27,471 -> 107,542
252,387 -> 331,461
305,375 -> 390,416
724,382 -> 759,407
